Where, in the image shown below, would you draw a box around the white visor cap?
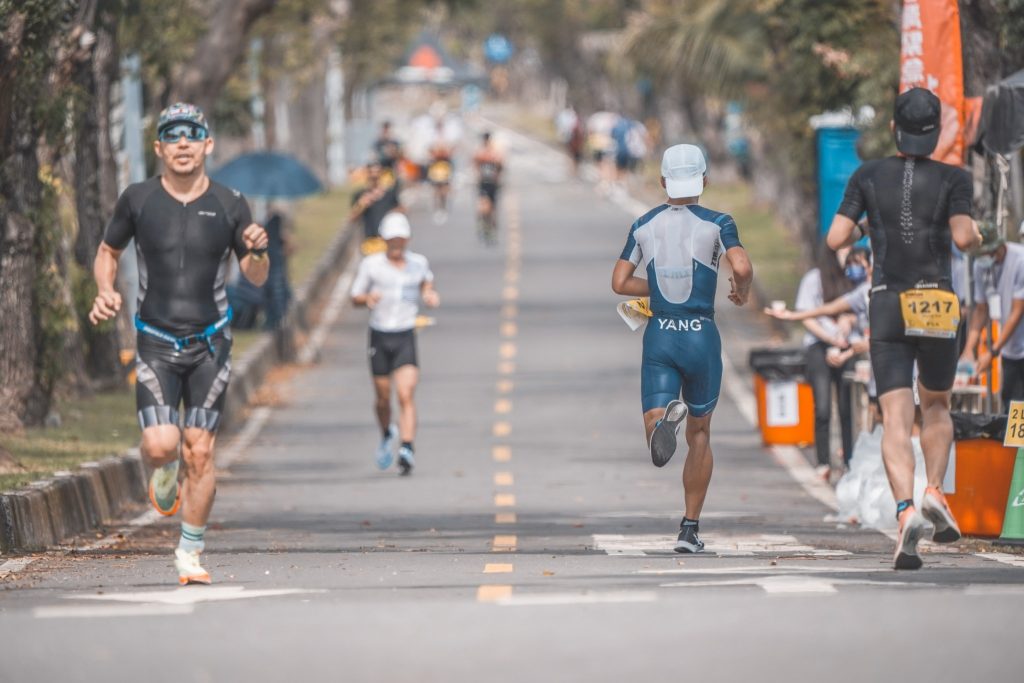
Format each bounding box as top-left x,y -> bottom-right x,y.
379,211 -> 411,240
661,144 -> 706,199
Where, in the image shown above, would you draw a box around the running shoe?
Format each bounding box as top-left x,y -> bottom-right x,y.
649,400 -> 688,467
174,548 -> 211,586
376,424 -> 397,470
397,446 -> 415,476
148,459 -> 181,517
674,524 -> 705,554
893,507 -> 927,570
921,486 -> 962,544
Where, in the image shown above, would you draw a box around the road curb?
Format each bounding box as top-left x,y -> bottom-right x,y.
0,220 -> 357,555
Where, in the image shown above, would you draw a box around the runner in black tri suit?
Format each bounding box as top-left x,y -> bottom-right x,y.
89,102 -> 269,585
473,131 -> 503,244
826,88 -> 981,570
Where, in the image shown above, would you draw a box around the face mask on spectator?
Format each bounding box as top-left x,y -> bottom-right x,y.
845,264 -> 867,284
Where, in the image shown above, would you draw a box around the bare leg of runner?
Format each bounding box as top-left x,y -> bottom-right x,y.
682,414 -> 714,519
878,388 -> 917,500
393,365 -> 419,443
180,428 -> 217,526
918,385 -> 954,488
373,376 -> 393,437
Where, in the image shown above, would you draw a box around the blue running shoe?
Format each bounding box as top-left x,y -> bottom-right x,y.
397,446 -> 415,476
376,424 -> 397,470
649,400 -> 687,467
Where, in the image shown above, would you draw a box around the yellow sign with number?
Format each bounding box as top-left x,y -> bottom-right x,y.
899,288 -> 960,339
1005,401 -> 1024,448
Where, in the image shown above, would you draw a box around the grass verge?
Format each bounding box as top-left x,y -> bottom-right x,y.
0,189 -> 351,490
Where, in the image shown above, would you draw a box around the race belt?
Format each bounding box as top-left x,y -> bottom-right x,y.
899,288 -> 959,339
135,307 -> 233,354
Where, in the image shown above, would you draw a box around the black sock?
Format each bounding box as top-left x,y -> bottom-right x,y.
681,517 -> 699,529
401,441 -> 414,452
895,499 -> 914,519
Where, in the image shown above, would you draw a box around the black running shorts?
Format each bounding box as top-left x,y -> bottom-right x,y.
869,290 -> 959,396
368,329 -> 417,377
134,333 -> 232,432
479,182 -> 499,204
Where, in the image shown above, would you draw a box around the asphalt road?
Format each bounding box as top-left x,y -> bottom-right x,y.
1,123 -> 1021,683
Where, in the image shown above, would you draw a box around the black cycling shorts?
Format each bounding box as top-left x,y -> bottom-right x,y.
479,182 -> 499,204
369,329 -> 417,377
134,333 -> 232,432
869,290 -> 959,396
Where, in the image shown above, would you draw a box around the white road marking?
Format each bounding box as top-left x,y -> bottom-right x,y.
34,604 -> 195,619
68,585 -> 322,605
497,591 -> 657,607
0,557 -> 37,579
976,552 -> 1024,568
964,584 -> 1024,595
638,565 -> 879,576
661,575 -> 922,594
592,533 -> 851,557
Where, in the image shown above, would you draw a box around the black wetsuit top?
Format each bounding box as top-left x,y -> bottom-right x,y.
837,155 -> 973,293
103,177 -> 253,337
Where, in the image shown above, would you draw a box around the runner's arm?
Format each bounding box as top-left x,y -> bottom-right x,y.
611,259 -> 650,297
421,280 -> 440,308
825,215 -> 861,251
950,214 -> 982,252
725,246 -> 752,306
239,223 -> 270,287
89,243 -> 123,325
993,299 -> 1024,357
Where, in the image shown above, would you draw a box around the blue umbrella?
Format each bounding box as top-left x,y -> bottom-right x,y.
210,151 -> 323,199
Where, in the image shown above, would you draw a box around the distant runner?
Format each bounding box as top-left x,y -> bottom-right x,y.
612,144 -> 753,553
826,87 -> 981,570
427,121 -> 454,224
88,103 -> 269,585
350,159 -> 402,255
473,131 -> 504,244
350,212 -> 440,475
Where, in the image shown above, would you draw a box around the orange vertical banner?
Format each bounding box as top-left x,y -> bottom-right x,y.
900,0 -> 966,165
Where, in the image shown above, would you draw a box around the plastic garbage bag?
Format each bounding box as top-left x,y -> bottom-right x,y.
749,348 -> 807,381
950,412 -> 1006,441
835,426 -> 928,531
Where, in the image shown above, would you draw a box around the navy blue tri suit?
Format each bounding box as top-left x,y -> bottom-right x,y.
103,177 -> 254,432
620,203 -> 743,416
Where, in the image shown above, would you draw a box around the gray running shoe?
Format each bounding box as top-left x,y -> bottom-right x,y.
649,400 -> 688,467
674,523 -> 705,554
376,424 -> 397,470
921,487 -> 961,544
397,446 -> 415,476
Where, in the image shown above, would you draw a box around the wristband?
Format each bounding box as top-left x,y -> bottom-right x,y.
250,247 -> 268,261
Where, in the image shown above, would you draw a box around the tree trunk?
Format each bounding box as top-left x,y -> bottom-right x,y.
72,0 -> 126,385
0,14 -> 48,431
170,0 -> 277,115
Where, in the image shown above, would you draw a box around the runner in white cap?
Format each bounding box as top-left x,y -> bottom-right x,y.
350,212 -> 440,474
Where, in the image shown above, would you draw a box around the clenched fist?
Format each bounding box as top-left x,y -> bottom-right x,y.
89,289 -> 122,325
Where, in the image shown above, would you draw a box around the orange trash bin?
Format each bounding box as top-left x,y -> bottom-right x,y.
749,348 -> 815,448
945,439 -> 1017,537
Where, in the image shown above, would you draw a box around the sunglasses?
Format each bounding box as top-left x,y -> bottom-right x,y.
158,124 -> 208,143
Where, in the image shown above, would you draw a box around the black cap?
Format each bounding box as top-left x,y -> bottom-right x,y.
894,87 -> 941,157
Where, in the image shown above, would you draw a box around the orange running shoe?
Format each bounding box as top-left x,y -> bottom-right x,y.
148,460 -> 181,516
174,548 -> 211,586
893,506 -> 926,570
921,486 -> 962,544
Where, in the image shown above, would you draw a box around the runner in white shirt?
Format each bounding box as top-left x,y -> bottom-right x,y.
350,212 -> 440,474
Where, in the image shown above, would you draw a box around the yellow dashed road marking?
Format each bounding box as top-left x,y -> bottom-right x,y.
494,471 -> 514,486
498,361 -> 516,375
495,512 -> 517,524
499,342 -> 517,360
484,563 -> 514,574
477,585 -> 513,602
500,322 -> 518,338
502,304 -> 518,319
496,380 -> 514,394
493,421 -> 511,437
502,286 -> 519,301
492,535 -> 518,551
494,399 -> 512,415
492,446 -> 511,462
495,493 -> 516,507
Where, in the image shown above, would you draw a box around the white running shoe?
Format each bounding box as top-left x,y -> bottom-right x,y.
921,486 -> 962,544
893,508 -> 927,570
148,459 -> 181,516
174,548 -> 211,586
375,424 -> 397,470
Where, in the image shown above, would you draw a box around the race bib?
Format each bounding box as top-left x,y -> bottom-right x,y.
899,288 -> 960,339
428,161 -> 452,183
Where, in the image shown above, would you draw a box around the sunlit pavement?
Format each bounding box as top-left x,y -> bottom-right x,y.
1,123 -> 1020,683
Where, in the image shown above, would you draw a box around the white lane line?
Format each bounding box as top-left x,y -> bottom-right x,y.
661,575 -> 922,594
976,552 -> 1024,568
592,533 -> 850,557
639,565 -> 879,576
497,591 -> 657,607
0,557 -> 36,579
297,257 -> 358,365
67,585 -> 322,605
34,604 -> 195,619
